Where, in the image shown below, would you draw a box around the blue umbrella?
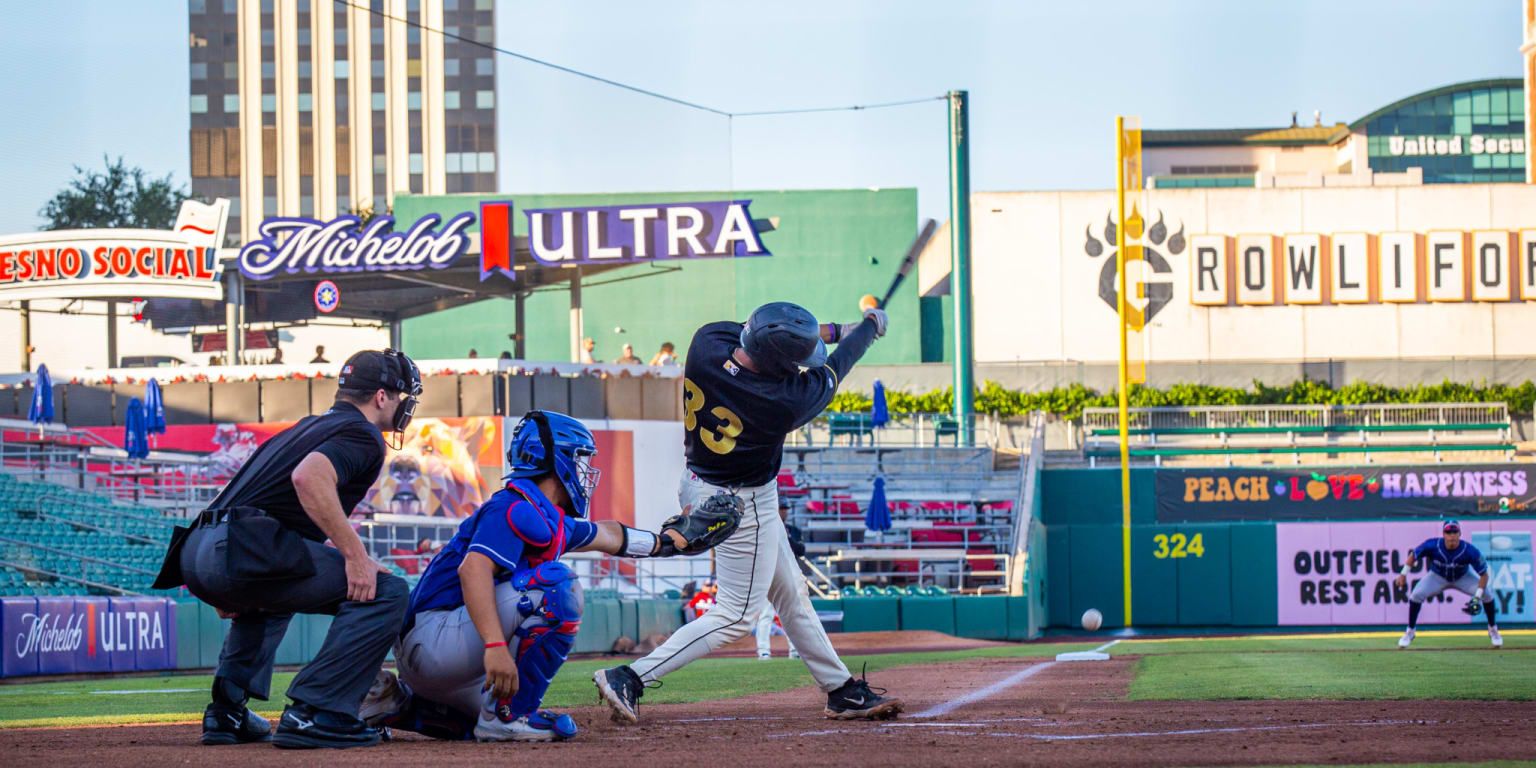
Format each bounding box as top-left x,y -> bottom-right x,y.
865,476 -> 891,532
27,364 -> 54,426
144,379 -> 166,435
871,379 -> 890,429
124,397 -> 149,459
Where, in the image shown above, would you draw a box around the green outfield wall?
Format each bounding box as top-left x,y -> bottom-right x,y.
393,189 -> 944,366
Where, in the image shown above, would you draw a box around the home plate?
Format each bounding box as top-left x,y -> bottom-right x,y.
1054,651 -> 1110,662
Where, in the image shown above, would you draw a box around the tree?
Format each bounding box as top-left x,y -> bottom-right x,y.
38,155 -> 191,231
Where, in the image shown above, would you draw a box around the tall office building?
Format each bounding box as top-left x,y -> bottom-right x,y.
188,0 -> 498,244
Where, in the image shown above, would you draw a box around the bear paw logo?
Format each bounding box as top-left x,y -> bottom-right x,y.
1084,205 -> 1185,326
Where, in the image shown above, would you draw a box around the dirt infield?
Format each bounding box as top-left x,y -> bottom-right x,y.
8,655 -> 1536,767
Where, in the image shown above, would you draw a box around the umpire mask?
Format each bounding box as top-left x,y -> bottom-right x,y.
339,348 -> 423,449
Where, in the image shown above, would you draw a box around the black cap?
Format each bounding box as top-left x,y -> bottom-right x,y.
338,349 -> 422,396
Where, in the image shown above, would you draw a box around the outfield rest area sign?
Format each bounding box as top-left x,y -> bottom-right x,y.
0,199 -> 229,301
239,200 -> 769,282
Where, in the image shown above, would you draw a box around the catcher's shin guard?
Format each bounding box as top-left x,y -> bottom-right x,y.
506,561 -> 582,718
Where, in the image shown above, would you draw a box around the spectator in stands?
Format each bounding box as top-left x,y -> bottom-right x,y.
467,349 -> 479,359
499,351 -> 512,360
685,576 -> 717,621
271,348 -> 284,365
580,337 -> 598,364
310,345 -> 329,364
615,344 -> 642,365
649,342 -> 677,366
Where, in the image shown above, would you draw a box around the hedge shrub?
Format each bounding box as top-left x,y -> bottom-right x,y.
827,380 -> 1536,421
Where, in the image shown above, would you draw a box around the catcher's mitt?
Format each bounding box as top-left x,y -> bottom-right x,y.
1462,597 -> 1483,616
657,493 -> 744,556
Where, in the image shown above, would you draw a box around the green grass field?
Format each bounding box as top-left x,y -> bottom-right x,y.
0,630 -> 1529,730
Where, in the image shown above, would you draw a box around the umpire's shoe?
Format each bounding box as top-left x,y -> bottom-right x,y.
202,703 -> 272,745
273,702 -> 381,749
824,667 -> 903,720
593,666 -> 644,724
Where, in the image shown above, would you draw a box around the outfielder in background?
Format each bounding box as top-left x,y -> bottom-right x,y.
359,410 -> 739,741
595,301 -> 903,722
1395,519 -> 1502,649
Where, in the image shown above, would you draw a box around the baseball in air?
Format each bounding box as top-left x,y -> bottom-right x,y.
1081,608 -> 1103,631
859,294 -> 879,312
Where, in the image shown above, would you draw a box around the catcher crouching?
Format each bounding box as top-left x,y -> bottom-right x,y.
359,410 -> 741,741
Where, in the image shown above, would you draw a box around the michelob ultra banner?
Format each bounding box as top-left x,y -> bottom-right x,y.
1275,519 -> 1535,625
1155,463 -> 1535,523
1,596 -> 177,678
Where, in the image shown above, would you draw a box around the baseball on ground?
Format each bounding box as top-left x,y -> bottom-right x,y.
1081,608 -> 1103,631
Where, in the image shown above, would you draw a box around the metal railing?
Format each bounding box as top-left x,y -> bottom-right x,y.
1082,402 -> 1510,432
0,420 -> 222,511
1008,411 -> 1046,598
0,536 -> 155,596
790,412 -> 999,449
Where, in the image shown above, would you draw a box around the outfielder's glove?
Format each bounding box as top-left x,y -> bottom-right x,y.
1462,597 -> 1483,616
656,493 -> 744,556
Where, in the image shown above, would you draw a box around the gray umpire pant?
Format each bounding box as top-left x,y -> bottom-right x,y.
179,522 -> 410,716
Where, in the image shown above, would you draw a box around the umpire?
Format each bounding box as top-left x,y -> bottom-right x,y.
153,349 -> 419,749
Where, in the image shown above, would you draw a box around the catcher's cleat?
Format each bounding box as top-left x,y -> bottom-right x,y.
475,700 -> 577,742
757,652 -> 772,660
1489,626 -> 1503,648
825,666 -> 903,721
201,703 -> 272,745
1397,628 -> 1415,649
594,666 -> 644,724
359,669 -> 407,727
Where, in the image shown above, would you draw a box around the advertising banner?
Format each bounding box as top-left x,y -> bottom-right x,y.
1275,519 -> 1536,625
1156,464 -> 1535,522
1,597 -> 177,678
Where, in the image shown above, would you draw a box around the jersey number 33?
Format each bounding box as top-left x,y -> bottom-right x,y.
683,377 -> 743,455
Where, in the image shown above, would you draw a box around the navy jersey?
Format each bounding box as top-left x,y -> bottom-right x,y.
1410,537 -> 1487,581
682,318 -> 878,488
408,479 -> 598,614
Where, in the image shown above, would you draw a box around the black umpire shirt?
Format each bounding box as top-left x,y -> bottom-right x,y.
208,402 -> 386,542
682,317 -> 878,488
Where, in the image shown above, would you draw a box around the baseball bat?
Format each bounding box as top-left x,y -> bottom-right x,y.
877,218 -> 937,309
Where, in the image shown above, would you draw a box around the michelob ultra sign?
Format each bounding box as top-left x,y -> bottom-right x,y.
1185,229 -> 1536,305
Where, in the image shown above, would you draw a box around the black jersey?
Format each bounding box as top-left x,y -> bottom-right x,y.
682,318 -> 878,487
207,401 -> 386,542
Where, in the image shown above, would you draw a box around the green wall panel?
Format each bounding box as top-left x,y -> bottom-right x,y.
1005,596 -> 1033,640
810,598 -> 842,613
396,190 -> 931,366
1040,468 -> 1159,526
576,599 -> 621,653
954,595 -> 1008,640
840,597 -> 900,632
1230,523 -> 1279,626
1130,525 -> 1179,625
1046,525 -> 1073,628
618,599 -> 639,641
1068,524 -> 1125,628
197,603 -> 229,668
899,597 -> 956,635
1175,524 -> 1232,625
175,598 -> 200,669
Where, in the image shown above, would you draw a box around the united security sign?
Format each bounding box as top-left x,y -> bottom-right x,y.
1,596 -> 177,678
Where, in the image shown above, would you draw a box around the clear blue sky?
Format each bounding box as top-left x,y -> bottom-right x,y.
0,0 -> 1524,233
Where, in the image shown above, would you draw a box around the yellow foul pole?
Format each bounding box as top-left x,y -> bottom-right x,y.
1115,116 -> 1132,628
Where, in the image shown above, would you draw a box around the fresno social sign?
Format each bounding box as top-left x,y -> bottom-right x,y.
238,212 -> 475,280
0,198 -> 230,302
2,596 -> 177,677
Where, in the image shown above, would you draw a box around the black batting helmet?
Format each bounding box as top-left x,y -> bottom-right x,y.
740,302 -> 827,377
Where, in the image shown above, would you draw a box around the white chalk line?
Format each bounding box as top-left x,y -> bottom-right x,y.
1092,638 -> 1122,653
769,719 -> 1423,742
667,716 -> 786,723
911,661 -> 1056,719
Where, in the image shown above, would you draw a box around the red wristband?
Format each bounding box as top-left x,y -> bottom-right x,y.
484,641 -> 507,649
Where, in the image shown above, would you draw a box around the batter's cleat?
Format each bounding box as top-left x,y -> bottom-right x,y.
594,666 -> 643,724
1397,628 -> 1415,649
272,703 -> 381,749
201,703 -> 272,745
825,667 -> 903,721
1489,626 -> 1503,648
788,649 -> 802,660
758,652 -> 772,660
359,669 -> 408,727
475,699 -> 578,742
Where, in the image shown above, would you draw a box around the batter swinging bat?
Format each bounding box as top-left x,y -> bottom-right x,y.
871,218 -> 937,310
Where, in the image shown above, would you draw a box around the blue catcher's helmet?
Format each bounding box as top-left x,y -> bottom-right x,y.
506,410 -> 600,518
